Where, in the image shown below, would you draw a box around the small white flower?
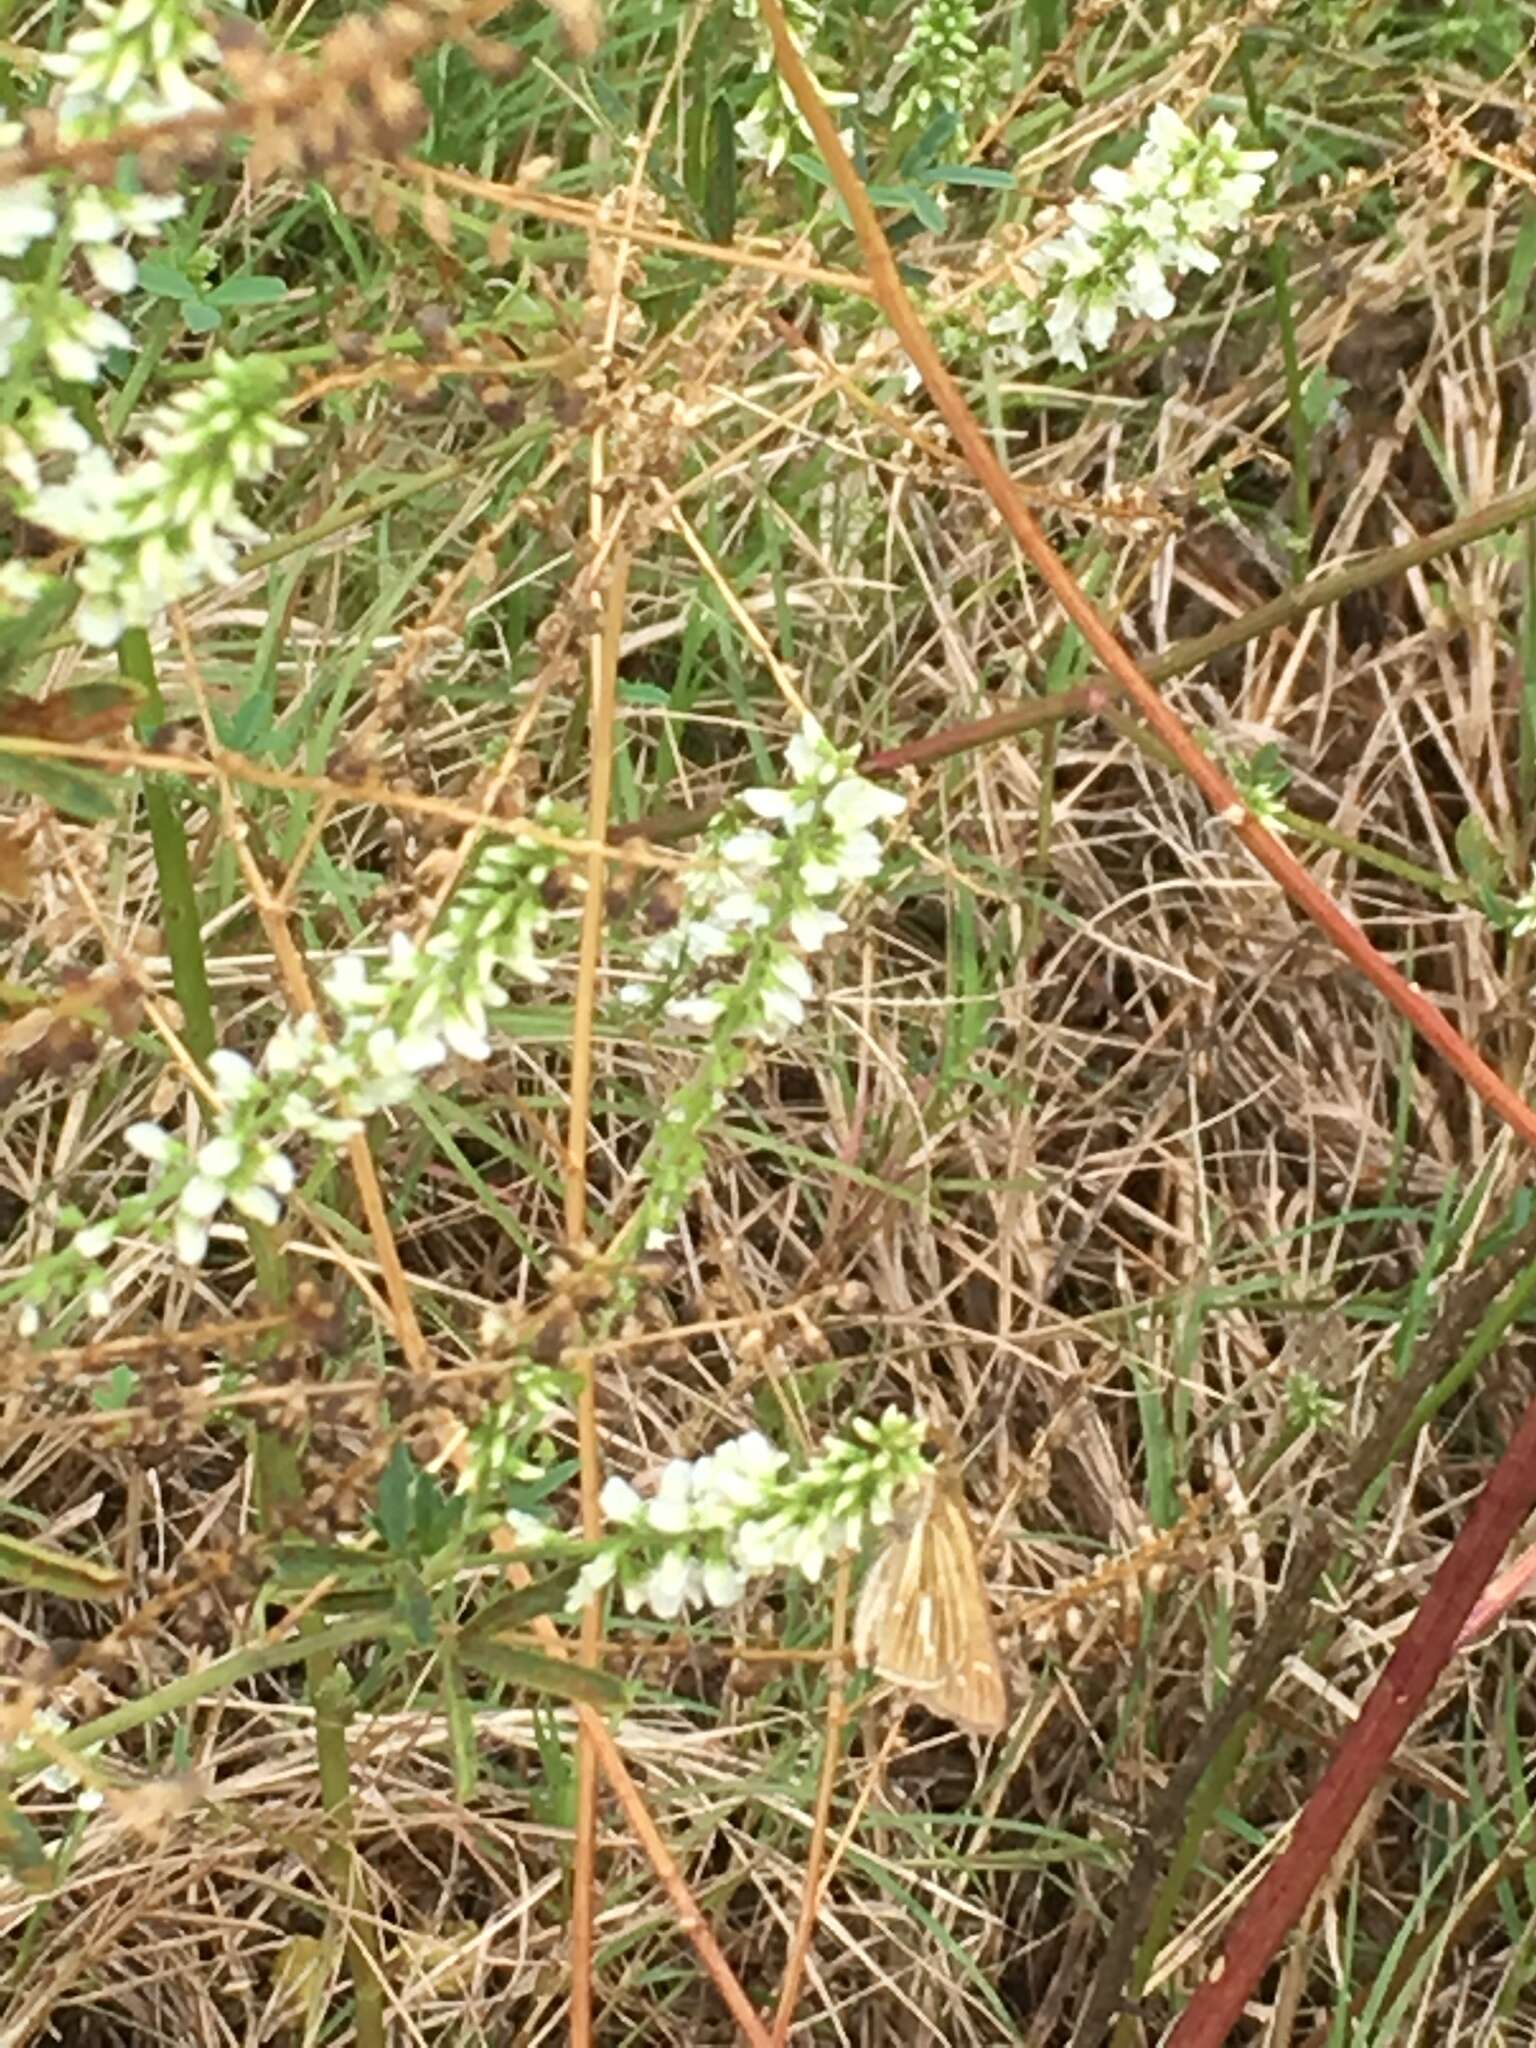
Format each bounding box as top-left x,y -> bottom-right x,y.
709,1431 -> 786,1507
825,776 -> 905,833
506,1509 -> 553,1548
832,828 -> 886,883
789,904 -> 845,952
0,559 -> 47,609
174,1213 -> 209,1265
324,954 -> 381,1013
665,993 -> 727,1028
718,827 -> 780,868
741,787 -> 799,823
46,304 -> 132,385
800,856 -> 844,898
230,1184 -> 281,1226
702,1557 -> 745,1607
598,1476 -> 645,1525
0,179 -> 57,258
790,1523 -> 830,1582
17,1304 -> 41,1339
785,716 -> 833,783
759,953 -> 812,1034
567,1550 -> 618,1610
73,1222 -> 117,1260
208,1049 -> 259,1101
440,1010 -> 492,1062
75,594 -> 125,647
644,1548 -> 694,1619
735,1512 -> 793,1573
179,1175 -> 227,1222
84,240 -> 137,293
195,1136 -> 244,1183
647,1460 -> 697,1535
712,888 -> 772,932
258,1149 -> 297,1197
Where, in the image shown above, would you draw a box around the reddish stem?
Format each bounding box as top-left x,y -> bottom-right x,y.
1166,1390 -> 1536,2045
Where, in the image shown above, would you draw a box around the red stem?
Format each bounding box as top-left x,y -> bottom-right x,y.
1166,1389 -> 1536,2045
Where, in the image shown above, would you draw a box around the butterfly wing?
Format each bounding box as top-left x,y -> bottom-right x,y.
919,1475 -> 1010,1736
853,1471 -> 1009,1738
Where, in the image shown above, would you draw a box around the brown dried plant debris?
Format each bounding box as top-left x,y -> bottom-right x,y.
0,0 -> 538,192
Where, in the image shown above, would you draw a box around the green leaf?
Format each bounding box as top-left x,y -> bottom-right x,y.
0,581 -> 75,678
183,300 -> 223,334
413,1467 -> 463,1554
531,1700 -> 577,1828
456,1638 -> 627,1710
465,1566 -> 584,1635
1456,811 -> 1507,894
396,1565 -> 436,1646
1300,366 -> 1348,432
0,750 -> 117,822
1497,203 -> 1536,339
902,110 -> 960,172
905,185 -> 948,234
206,274 -> 288,309
222,686 -> 275,756
91,1363 -> 139,1411
704,96 -> 737,246
918,163 -> 1016,189
441,1644 -> 479,1799
0,1531 -> 126,1599
135,256 -> 198,300
376,1444 -> 415,1552
0,1803 -> 53,1890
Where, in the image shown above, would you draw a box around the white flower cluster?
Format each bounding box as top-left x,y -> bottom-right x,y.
733,0 -> 856,175
43,0 -> 221,132
892,0 -> 995,140
0,0 -> 298,646
0,127 -> 180,444
614,716 -> 906,1259
461,1359 -> 571,1492
20,353 -> 304,646
17,826 -> 579,1322
620,716 -> 905,1042
2,1705 -> 105,1812
992,103 -> 1275,372
510,1407 -> 930,1622
0,0 -> 215,385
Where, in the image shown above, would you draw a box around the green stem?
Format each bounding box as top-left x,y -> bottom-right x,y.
62,1614 -> 389,1751
1357,1249 -> 1536,1524
1114,1710 -> 1256,2048
308,1639 -> 388,2048
1239,37 -> 1309,575
256,1430 -> 387,2047
117,628 -> 215,1065
1266,235 -> 1310,574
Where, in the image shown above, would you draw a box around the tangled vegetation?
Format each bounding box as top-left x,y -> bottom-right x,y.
2,0 -> 1536,2041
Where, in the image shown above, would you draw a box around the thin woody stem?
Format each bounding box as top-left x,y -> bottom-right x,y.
859,476 -> 1536,779
769,1564 -> 851,2042
565,525 -> 631,2043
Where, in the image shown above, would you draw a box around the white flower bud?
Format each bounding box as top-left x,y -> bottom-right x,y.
598,1476 -> 645,1525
